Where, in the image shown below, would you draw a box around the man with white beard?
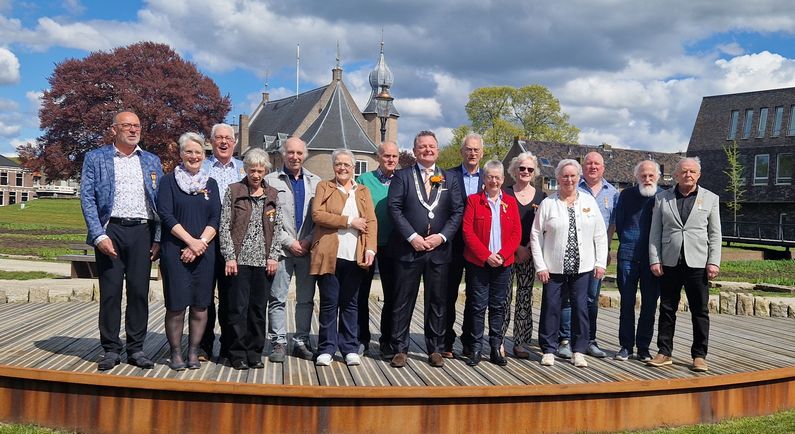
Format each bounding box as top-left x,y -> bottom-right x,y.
613,160 -> 663,362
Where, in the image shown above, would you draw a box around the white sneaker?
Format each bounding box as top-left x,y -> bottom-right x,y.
345,353 -> 361,366
316,353 -> 333,366
572,352 -> 588,368
540,353 -> 555,366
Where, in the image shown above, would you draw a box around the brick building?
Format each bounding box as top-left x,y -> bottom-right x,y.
687,87 -> 795,234
0,155 -> 36,206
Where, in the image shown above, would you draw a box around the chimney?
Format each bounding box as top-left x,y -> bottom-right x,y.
262,92 -> 270,103
238,114 -> 250,155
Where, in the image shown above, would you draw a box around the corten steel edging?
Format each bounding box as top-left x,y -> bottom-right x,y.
1,364 -> 794,433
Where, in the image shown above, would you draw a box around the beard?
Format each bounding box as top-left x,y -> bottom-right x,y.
639,184 -> 658,197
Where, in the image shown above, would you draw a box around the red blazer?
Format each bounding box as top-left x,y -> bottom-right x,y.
462,190 -> 522,267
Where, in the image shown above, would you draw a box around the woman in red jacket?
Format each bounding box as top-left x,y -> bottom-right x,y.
462,160 -> 521,367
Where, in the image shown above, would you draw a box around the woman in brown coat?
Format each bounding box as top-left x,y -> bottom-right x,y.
311,149 -> 378,366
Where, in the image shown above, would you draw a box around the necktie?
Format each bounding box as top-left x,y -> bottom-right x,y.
424,168 -> 433,196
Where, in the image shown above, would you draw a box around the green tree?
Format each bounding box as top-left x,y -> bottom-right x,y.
437,125 -> 472,169
464,84 -> 579,158
723,140 -> 746,236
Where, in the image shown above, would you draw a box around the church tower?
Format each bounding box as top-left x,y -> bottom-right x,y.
362,38 -> 400,145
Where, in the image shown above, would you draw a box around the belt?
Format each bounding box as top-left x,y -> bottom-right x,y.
109,217 -> 150,226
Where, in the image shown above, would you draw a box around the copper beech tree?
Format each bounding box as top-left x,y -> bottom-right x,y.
20,42 -> 231,179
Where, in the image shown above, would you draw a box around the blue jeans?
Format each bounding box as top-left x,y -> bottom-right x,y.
464,263 -> 511,353
617,259 -> 660,354
539,272 -> 590,354
559,274 -> 600,342
271,255 -> 317,346
317,259 -> 362,356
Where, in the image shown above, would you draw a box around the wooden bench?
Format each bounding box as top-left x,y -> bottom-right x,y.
57,244 -> 161,280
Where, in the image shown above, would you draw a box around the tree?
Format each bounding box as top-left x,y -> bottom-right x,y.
436,125 -> 472,169
723,140 -> 746,236
23,42 -> 231,179
464,84 -> 579,158
398,149 -> 416,168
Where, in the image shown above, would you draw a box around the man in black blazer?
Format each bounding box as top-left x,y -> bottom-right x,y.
387,130 -> 464,368
443,134 -> 484,358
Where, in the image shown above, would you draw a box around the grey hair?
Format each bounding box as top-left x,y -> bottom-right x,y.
460,133 -> 484,150
331,148 -> 355,165
675,156 -> 701,173
377,141 -> 398,156
633,160 -> 661,179
210,123 -> 235,140
279,137 -> 308,157
178,132 -> 205,153
483,159 -> 504,177
555,158 -> 582,178
507,151 -> 538,182
243,148 -> 272,171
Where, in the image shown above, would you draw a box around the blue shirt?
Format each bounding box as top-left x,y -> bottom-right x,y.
614,185 -> 662,263
487,192 -> 503,254
461,165 -> 481,197
286,167 -> 305,231
578,177 -> 619,228
203,156 -> 245,204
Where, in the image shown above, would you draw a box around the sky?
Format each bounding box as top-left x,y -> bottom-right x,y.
3,0 -> 795,157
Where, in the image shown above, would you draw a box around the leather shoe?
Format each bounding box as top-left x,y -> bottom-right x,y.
232,359 -> 249,370
466,351 -> 482,367
390,353 -> 408,368
97,352 -> 120,371
512,345 -> 530,359
691,357 -> 709,372
441,351 -> 454,359
461,345 -> 473,359
169,360 -> 187,371
128,352 -> 154,369
490,349 -> 508,366
428,352 -> 444,367
249,359 -> 264,369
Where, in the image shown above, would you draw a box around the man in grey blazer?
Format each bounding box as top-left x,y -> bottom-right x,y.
647,157 -> 721,372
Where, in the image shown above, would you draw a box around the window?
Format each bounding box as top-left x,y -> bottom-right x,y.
789,105 -> 795,136
539,157 -> 552,167
354,160 -> 367,176
728,110 -> 739,140
742,109 -> 754,139
21,192 -> 28,202
548,178 -> 558,190
777,153 -> 793,185
754,154 -> 770,185
757,108 -> 768,138
8,194 -> 15,205
773,106 -> 784,137
0,172 -> 6,186
15,173 -> 23,186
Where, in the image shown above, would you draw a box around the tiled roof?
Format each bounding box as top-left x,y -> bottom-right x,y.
0,155 -> 20,168
302,85 -> 377,153
247,85 -> 328,147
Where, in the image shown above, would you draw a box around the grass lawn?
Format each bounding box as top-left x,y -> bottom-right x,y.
0,423 -> 69,433
0,199 -> 86,259
633,408 -> 795,433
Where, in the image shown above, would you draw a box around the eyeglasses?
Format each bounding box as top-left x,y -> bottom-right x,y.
334,162 -> 352,169
214,135 -> 234,142
114,123 -> 142,131
518,166 -> 535,173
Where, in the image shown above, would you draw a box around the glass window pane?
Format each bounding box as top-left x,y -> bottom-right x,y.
777,153 -> 793,184
789,105 -> 795,136
728,110 -> 739,140
773,106 -> 784,137
742,109 -> 754,139
757,108 -> 768,138
754,154 -> 769,184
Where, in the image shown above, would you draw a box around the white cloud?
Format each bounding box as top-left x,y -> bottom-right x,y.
717,42 -> 745,56
25,90 -> 42,110
10,137 -> 36,150
396,98 -> 442,119
0,119 -> 20,137
0,47 -> 19,84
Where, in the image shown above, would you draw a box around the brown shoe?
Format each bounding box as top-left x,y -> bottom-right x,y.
512,346 -> 530,359
390,353 -> 408,368
691,357 -> 709,372
428,352 -> 445,367
646,353 -> 673,367
441,351 -> 454,359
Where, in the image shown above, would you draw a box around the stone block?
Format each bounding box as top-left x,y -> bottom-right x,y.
736,293 -> 754,316
149,287 -> 165,302
6,287 -> 28,303
611,295 -> 621,308
48,287 -> 72,303
753,297 -> 770,317
678,298 -> 688,312
92,284 -> 100,302
71,286 -> 93,302
711,281 -> 755,292
598,294 -> 611,308
28,287 -> 48,303
708,298 -> 719,314
0,289 -> 6,303
532,287 -> 542,308
719,292 -> 737,315
754,283 -> 795,294
787,302 -> 795,319
770,301 -> 788,318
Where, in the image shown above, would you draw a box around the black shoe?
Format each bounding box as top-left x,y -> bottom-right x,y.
169,360 -> 187,371
232,359 -> 249,370
186,347 -> 201,370
466,351 -> 482,367
128,351 -> 154,369
490,349 -> 508,366
97,352 -> 120,371
248,358 -> 264,369
290,342 -> 313,360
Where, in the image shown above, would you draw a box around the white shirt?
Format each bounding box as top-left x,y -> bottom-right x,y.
336,181 -> 361,261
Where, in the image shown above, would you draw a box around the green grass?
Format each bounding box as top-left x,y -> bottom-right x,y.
0,271 -> 62,280
632,408 -> 795,433
719,260 -> 795,286
0,423 -> 69,434
0,199 -> 86,259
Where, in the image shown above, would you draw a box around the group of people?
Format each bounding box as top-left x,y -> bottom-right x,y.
81,110 -> 721,373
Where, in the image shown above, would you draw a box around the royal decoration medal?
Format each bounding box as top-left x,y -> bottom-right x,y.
412,167 -> 443,220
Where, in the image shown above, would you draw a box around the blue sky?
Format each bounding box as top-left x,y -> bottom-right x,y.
3,0 -> 795,157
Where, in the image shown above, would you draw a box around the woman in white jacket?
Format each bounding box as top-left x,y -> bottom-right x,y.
530,159 -> 607,368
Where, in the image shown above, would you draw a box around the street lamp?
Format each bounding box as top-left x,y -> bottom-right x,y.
374,88 -> 393,143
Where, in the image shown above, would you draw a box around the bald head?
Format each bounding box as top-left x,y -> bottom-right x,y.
583,151 -> 605,186
377,141 -> 399,176
282,137 -> 307,176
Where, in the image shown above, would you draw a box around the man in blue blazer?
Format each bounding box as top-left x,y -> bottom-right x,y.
387,130 -> 464,368
443,134 -> 484,358
81,111 -> 163,370
647,157 -> 721,373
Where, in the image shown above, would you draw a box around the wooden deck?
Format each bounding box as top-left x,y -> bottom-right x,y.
1,300 -> 794,433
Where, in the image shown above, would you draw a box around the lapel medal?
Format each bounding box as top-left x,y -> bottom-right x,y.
150,172 -> 157,189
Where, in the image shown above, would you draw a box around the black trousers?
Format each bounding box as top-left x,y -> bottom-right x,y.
390,256 -> 448,355
201,245 -> 233,356
444,250 -> 467,350
95,221 -> 154,355
656,263 -> 710,359
357,249 -> 397,349
465,263 -> 511,353
227,265 -> 272,362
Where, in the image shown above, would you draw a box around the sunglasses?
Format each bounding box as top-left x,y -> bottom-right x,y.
518,166 -> 535,173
